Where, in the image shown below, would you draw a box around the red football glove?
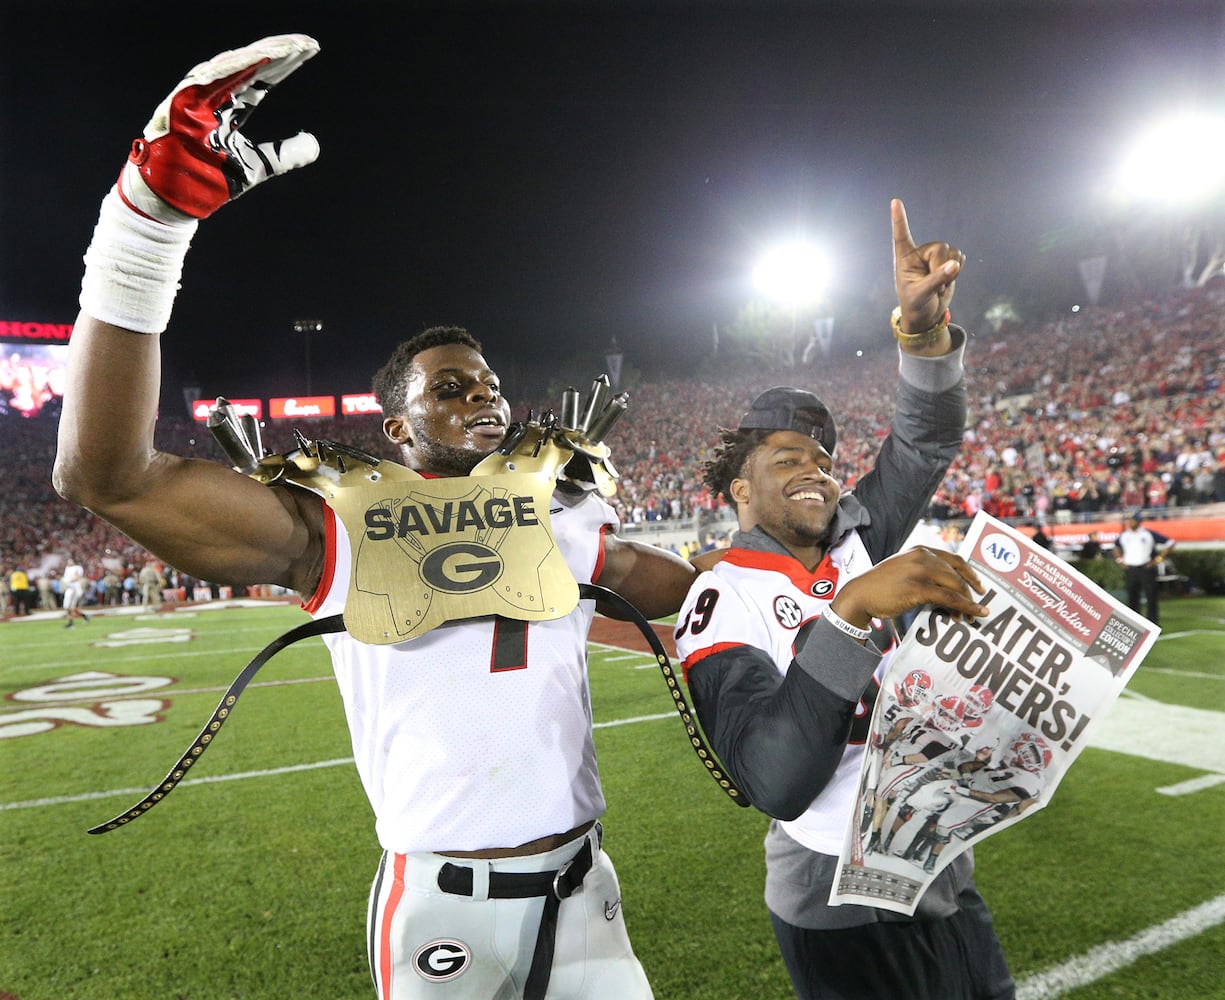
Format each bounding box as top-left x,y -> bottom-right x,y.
120,34 -> 320,220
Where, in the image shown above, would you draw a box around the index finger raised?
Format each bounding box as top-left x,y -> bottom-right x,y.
891,198 -> 916,255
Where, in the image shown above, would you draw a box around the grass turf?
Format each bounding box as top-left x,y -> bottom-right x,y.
2,596 -> 1223,998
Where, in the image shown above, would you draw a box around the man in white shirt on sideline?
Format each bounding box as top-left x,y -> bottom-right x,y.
1114,511 -> 1176,625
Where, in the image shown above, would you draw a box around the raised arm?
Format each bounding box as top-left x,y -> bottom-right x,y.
890,197 -> 965,359
53,36 -> 325,594
853,201 -> 970,560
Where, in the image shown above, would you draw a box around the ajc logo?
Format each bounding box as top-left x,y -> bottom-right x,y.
979,532 -> 1021,574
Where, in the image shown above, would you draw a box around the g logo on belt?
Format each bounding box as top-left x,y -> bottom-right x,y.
413,939 -> 471,982
419,541 -> 503,593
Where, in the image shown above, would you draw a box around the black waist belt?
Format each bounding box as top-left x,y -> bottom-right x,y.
437,830 -> 597,1000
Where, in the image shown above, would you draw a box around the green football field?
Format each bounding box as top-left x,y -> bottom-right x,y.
2,596 -> 1223,999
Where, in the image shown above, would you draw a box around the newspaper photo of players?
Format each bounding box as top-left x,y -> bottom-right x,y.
835,511 -> 1161,915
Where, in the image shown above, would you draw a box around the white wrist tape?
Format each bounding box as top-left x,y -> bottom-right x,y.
78,185 -> 198,334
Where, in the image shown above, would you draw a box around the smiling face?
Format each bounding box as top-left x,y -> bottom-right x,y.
731,429 -> 842,564
382,342 -> 512,476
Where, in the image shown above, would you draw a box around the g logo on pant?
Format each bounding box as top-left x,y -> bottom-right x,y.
413,939 -> 471,982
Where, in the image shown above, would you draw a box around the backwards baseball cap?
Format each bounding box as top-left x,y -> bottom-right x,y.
738,386 -> 837,455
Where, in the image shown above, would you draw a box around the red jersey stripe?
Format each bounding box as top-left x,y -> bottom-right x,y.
681,641 -> 747,683
592,522 -> 610,582
718,546 -> 840,595
300,499 -> 337,615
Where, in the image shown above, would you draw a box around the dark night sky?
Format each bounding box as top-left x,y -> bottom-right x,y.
1,0 -> 1222,402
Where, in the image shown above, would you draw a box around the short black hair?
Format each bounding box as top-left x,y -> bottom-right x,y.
372,326 -> 482,417
702,427 -> 772,506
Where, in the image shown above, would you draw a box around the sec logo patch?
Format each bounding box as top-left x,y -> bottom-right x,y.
773,595 -> 803,629
413,939 -> 471,982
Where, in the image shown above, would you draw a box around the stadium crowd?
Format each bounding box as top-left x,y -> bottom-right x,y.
3,283 -> 1224,615
610,285 -> 1225,529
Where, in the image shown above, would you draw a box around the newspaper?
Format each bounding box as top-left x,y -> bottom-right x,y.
830,510 -> 1160,915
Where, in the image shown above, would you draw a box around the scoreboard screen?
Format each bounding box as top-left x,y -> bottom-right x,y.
1,341 -> 68,419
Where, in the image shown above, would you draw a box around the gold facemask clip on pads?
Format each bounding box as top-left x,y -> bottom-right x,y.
206,373 -> 628,497
204,380 -> 632,645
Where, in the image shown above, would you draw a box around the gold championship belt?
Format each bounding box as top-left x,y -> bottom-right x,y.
205,376 -> 626,644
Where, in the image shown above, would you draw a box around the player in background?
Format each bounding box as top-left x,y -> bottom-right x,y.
673,200 -> 1015,999
873,680 -> 999,855
849,665 -> 934,857
881,667 -> 936,734
60,557 -> 90,627
962,683 -> 993,728
53,35 -> 699,1000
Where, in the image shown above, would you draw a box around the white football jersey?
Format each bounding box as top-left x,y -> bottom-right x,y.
675,531 -> 888,855
304,490 -> 617,855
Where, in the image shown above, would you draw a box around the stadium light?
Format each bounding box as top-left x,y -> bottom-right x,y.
293,318 -> 323,396
751,240 -> 830,307
1114,112 -> 1225,206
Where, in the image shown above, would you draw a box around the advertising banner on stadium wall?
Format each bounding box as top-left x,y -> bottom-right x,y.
188,394 -> 383,422
269,395 -> 336,419
341,392 -> 381,415
1045,516 -> 1225,547
830,510 -> 1159,916
0,320 -> 73,343
190,398 -> 263,422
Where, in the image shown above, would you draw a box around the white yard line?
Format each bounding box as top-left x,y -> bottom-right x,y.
0,637 -> 329,677
0,757 -> 356,811
1091,691 -> 1225,774
1,715 -> 676,812
1157,773 -> 1225,796
1015,894 -> 1225,999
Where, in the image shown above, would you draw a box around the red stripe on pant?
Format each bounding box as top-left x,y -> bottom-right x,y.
377,853 -> 408,998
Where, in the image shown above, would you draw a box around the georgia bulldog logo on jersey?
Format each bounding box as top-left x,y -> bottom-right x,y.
773,594 -> 804,628
810,578 -> 835,598
413,939 -> 471,982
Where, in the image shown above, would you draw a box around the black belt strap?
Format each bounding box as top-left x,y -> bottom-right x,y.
89,580 -> 744,835
578,583 -> 747,807
87,614 -> 347,834
437,832 -> 596,1000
